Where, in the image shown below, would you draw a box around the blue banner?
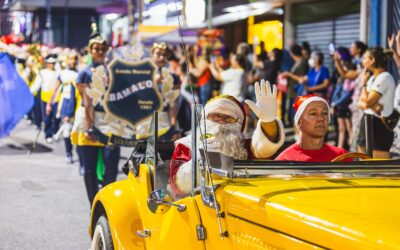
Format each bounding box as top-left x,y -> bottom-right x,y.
0,53 -> 34,138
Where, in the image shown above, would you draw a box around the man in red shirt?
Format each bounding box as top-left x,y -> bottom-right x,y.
276,94 -> 348,162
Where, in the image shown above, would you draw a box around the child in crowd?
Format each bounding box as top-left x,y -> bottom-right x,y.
53,54 -> 79,164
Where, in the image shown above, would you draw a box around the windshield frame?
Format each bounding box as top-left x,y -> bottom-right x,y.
228,159 -> 400,179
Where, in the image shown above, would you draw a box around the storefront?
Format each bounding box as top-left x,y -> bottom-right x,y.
248,18 -> 283,53
211,1 -> 281,53
291,0 -> 361,70
2,11 -> 34,44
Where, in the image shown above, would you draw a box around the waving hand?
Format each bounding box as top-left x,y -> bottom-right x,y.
245,80 -> 277,123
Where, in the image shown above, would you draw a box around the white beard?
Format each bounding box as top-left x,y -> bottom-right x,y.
198,120 -> 248,160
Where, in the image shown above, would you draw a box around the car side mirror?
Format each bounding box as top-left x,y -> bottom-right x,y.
147,189 -> 186,214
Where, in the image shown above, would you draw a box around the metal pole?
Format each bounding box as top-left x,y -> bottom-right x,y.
44,0 -> 53,45
28,125 -> 42,156
64,0 -> 69,46
365,114 -> 373,157
191,105 -> 198,195
182,0 -> 186,26
154,111 -> 158,177
46,0 -> 52,29
207,0 -> 212,29
127,0 -> 135,43
139,0 -> 144,25
0,11 -> 2,35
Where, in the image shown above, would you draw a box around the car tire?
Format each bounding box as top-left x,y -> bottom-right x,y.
91,216 -> 114,250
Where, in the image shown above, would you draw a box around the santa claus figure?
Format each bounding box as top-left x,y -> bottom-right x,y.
170,80 -> 285,195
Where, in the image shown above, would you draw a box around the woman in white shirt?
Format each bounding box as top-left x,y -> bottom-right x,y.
358,47 -> 396,158
209,53 -> 246,102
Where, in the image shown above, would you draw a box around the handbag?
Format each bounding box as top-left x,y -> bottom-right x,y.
381,109 -> 400,131
369,73 -> 399,131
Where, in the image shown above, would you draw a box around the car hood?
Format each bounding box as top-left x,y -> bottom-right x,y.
224,178 -> 400,249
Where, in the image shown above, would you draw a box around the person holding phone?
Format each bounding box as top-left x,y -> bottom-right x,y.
329,43 -> 336,56
190,45 -> 213,105
330,47 -> 355,149
209,53 -> 246,102
210,55 -> 217,64
333,40 -> 368,134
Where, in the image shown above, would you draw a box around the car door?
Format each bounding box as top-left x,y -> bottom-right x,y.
141,159 -> 206,250
149,196 -> 205,250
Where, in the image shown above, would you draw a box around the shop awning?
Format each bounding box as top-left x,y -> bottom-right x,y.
138,25 -> 178,40
145,28 -> 198,45
97,1 -> 127,15
192,2 -> 277,28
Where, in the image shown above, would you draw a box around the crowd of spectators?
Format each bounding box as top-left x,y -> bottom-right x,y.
168,37 -> 400,158
2,31 -> 400,161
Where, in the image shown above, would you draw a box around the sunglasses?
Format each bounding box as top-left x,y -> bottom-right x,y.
207,113 -> 238,124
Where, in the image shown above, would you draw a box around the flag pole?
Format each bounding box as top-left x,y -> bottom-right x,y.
28,125 -> 42,156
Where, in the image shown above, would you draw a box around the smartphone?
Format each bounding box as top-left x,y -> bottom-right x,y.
253,36 -> 259,46
329,43 -> 336,55
211,55 -> 216,64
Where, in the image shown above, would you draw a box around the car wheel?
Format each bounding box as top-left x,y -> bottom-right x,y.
91,216 -> 114,250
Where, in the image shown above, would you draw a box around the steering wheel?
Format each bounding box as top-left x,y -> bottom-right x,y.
331,152 -> 371,162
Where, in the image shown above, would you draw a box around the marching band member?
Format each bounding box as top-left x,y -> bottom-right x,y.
73,32 -> 120,206
30,55 -> 60,143
22,52 -> 42,129
51,53 -> 80,164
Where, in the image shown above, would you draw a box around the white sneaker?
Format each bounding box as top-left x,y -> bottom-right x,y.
79,166 -> 84,176
53,134 -> 60,142
46,138 -> 53,144
65,156 -> 73,164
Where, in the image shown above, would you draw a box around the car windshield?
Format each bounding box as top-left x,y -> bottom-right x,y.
232,159 -> 400,178
193,104 -> 400,179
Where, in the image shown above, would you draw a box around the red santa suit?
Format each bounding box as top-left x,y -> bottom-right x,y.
170,94 -> 285,195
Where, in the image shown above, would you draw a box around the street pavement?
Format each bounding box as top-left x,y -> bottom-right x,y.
0,120 -> 129,250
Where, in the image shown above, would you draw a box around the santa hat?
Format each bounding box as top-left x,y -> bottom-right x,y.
204,95 -> 246,131
293,94 -> 330,126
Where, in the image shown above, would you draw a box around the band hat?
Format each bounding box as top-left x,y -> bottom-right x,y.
88,32 -> 106,49
45,55 -> 57,64
293,94 -> 330,126
204,95 -> 246,131
151,42 -> 167,53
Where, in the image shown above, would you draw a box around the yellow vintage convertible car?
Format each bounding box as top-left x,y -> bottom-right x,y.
89,111 -> 400,250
